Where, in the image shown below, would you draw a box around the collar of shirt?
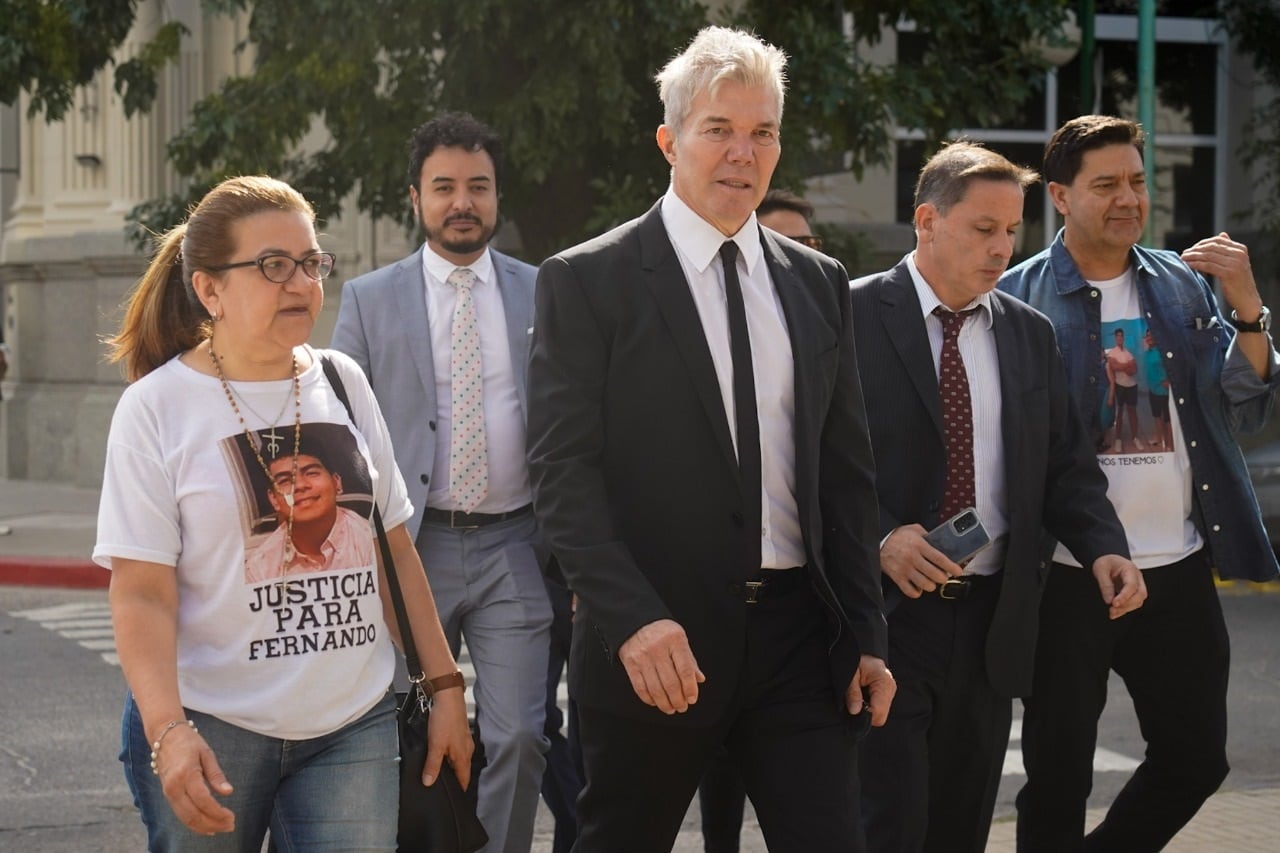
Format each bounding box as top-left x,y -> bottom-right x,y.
421,243 -> 496,289
905,252 -> 995,329
905,255 -> 1008,576
661,187 -> 764,277
1046,228 -> 1157,297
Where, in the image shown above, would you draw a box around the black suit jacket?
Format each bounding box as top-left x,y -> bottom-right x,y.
850,259 -> 1128,698
527,201 -> 885,725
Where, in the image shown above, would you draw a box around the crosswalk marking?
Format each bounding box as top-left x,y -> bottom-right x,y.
10,602 -> 1141,776
13,601 -> 116,666
10,601 -> 494,715
1003,715 -> 1141,775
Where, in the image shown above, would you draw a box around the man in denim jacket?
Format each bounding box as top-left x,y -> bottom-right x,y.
999,114 -> 1280,852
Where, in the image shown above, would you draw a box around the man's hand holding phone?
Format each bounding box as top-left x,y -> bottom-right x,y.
879,509 -> 991,598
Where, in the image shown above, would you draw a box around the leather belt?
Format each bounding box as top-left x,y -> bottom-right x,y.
929,573 -> 998,601
731,567 -> 808,605
422,503 -> 532,530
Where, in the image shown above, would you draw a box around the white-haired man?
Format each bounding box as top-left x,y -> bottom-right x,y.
526,26 -> 894,851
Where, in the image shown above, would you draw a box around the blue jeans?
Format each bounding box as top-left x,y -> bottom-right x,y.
121,691 -> 398,852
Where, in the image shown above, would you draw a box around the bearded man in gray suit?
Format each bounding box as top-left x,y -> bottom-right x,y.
331,112 -> 551,853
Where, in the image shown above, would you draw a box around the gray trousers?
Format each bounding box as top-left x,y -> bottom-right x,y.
416,511 -> 553,853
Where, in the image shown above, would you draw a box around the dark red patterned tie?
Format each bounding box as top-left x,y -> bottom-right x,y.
934,306 -> 979,519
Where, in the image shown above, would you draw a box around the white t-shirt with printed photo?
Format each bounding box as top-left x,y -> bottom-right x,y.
1054,270 -> 1203,569
94,347 -> 412,739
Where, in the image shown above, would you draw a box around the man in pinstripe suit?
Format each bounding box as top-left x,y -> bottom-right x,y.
849,141 -> 1144,853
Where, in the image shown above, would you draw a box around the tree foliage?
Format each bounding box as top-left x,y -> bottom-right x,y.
0,0 -> 185,120
126,0 -> 709,260
1219,0 -> 1280,262
3,0 -> 1081,261
743,0 -> 1074,191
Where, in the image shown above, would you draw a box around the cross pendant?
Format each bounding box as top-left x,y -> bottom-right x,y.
263,427 -> 283,456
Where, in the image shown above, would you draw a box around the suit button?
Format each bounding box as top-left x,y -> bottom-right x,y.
420,474 -> 429,485
928,500 -> 939,512
428,420 -> 437,431
731,512 -> 744,527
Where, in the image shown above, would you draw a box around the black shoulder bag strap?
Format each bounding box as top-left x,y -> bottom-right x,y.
320,354 -> 424,685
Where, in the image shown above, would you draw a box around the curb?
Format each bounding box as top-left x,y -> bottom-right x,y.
1215,577 -> 1280,595
0,556 -> 109,589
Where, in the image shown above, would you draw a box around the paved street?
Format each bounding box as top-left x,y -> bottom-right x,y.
5,583 -> 1280,851
3,477 -> 1280,850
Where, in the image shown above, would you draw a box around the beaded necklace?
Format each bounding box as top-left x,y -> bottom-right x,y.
209,341 -> 303,574
224,383 -> 293,451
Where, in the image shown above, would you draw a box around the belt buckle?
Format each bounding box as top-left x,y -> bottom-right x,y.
449,511 -> 481,530
743,580 -> 765,605
939,578 -> 969,600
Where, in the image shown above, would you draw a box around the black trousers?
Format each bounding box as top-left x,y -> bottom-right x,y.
698,746 -> 748,853
1016,551 -> 1230,853
857,574 -> 1007,853
572,583 -> 866,853
541,577 -> 584,853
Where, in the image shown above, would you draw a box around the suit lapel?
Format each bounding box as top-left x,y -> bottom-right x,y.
880,261 -> 945,441
990,294 -> 1024,482
761,230 -> 806,358
636,203 -> 740,479
493,251 -> 532,417
392,248 -> 439,417
760,231 -> 816,517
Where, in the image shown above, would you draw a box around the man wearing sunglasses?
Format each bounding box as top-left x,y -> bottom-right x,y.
332,112 -> 552,853
756,188 -> 823,252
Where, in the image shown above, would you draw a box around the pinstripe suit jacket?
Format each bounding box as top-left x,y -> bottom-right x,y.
850,258 -> 1127,697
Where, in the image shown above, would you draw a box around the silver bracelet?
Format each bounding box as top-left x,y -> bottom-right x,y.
149,719 -> 198,775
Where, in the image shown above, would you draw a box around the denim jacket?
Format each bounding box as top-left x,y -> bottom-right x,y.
999,230 -> 1280,582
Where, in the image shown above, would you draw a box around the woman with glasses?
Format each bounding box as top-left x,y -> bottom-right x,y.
95,175 -> 472,850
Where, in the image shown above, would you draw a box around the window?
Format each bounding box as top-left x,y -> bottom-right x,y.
890,11 -> 1227,256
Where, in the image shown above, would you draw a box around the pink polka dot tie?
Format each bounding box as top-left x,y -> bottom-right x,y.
935,306 -> 978,520
447,267 -> 488,513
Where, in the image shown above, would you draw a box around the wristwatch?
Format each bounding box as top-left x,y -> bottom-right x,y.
1231,306 -> 1271,333
421,670 -> 466,699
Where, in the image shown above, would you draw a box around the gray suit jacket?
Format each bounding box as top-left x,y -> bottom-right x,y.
331,246 -> 538,538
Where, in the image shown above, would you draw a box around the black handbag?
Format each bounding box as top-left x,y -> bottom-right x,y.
322,356 -> 488,853
396,684 -> 488,853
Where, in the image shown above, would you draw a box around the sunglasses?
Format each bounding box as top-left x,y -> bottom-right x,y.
788,235 -> 824,251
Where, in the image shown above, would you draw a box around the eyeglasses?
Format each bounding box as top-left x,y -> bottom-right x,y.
789,235 -> 824,251
208,252 -> 337,283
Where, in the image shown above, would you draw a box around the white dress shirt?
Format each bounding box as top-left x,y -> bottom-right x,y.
906,253 -> 1008,576
421,245 -> 531,513
661,188 -> 805,570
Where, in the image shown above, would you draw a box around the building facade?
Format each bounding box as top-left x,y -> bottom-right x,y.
2,2 -> 1274,485
0,2 -> 414,483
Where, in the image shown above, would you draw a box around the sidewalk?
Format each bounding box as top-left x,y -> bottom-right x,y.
535,786 -> 1280,851
984,787 -> 1280,851
4,477 -> 1280,849
0,477 -> 105,588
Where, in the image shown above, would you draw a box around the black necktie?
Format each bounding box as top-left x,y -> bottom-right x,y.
934,306 -> 980,519
721,241 -> 762,574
